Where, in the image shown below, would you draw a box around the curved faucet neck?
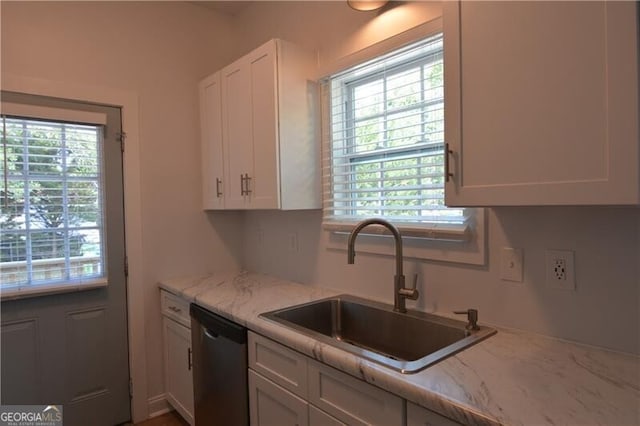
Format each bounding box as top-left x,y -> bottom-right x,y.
347,218 -> 403,269
347,218 -> 418,314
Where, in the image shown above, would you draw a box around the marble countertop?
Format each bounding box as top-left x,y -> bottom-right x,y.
159,271 -> 640,426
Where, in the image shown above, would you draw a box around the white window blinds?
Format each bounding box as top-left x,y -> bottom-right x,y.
1,114 -> 106,290
322,34 -> 469,240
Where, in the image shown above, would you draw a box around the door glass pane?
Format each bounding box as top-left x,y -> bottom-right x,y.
1,116 -> 105,288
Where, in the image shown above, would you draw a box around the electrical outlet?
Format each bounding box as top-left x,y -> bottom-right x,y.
546,250 -> 575,290
552,258 -> 567,280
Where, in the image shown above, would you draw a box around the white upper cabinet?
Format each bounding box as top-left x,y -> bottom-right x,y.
222,55 -> 254,209
444,1 -> 639,206
201,39 -> 320,210
199,72 -> 225,210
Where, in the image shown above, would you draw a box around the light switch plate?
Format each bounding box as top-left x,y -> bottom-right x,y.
500,247 -> 523,282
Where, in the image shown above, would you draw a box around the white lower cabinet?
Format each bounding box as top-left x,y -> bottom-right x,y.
248,331 -> 457,426
307,360 -> 403,425
406,401 -> 461,426
160,290 -> 194,425
309,405 -> 346,426
249,369 -> 309,426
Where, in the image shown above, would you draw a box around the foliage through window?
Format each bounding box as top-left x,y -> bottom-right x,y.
324,34 -> 466,232
1,115 -> 105,288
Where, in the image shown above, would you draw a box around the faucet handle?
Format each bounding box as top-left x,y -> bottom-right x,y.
410,274 -> 418,290
454,308 -> 480,331
398,274 -> 419,300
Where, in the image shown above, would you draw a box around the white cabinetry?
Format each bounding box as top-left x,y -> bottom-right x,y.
309,405 -> 346,426
248,332 -> 455,426
200,38 -> 320,210
444,1 -> 639,206
249,331 -> 308,397
248,369 -> 309,426
199,72 -> 225,210
308,360 -> 403,425
160,290 -> 194,425
406,401 -> 461,426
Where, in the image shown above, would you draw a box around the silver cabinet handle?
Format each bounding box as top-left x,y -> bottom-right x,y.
215,178 -> 222,198
240,173 -> 252,196
168,306 -> 182,313
244,173 -> 252,195
445,143 -> 454,182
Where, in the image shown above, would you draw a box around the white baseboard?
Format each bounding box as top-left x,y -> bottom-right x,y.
147,393 -> 172,418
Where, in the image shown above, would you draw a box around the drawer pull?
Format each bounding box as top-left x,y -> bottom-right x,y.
168,306 -> 182,313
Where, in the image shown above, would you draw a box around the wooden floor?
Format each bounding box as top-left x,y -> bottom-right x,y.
131,410 -> 189,426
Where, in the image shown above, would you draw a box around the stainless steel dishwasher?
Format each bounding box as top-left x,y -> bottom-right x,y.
190,303 -> 248,426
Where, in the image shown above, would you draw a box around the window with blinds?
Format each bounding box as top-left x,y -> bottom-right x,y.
1,115 -> 106,289
323,34 -> 469,240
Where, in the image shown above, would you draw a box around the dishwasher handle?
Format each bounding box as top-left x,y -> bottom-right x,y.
190,303 -> 247,345
204,328 -> 219,339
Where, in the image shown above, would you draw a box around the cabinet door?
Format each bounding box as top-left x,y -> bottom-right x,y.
406,401 -> 461,426
222,56 -> 253,209
247,40 -> 280,209
249,369 -> 309,426
307,360 -> 403,426
444,1 -> 639,206
163,317 -> 194,425
199,72 -> 225,210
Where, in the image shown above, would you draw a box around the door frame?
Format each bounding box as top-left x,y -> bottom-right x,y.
2,73 -> 149,422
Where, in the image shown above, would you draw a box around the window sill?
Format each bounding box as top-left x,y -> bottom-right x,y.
0,278 -> 108,301
324,209 -> 486,265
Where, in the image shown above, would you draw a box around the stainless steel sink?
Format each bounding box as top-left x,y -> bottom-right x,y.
261,295 -> 496,374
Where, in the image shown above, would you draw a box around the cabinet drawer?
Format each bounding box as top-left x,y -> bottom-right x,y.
248,332 -> 307,399
407,401 -> 461,426
308,360 -> 403,426
309,405 -> 346,426
160,290 -> 190,327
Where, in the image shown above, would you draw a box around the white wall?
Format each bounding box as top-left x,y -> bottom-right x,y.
1,1 -> 244,407
234,2 -> 640,355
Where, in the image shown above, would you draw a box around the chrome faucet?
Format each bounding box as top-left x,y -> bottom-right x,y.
347,218 -> 419,313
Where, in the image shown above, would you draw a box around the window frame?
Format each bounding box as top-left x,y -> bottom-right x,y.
320,24 -> 486,265
1,103 -> 110,298
340,53 -> 447,220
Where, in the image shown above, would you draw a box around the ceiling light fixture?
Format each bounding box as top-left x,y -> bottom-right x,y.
347,0 -> 389,12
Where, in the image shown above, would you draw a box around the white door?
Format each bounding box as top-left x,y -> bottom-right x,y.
1,93 -> 130,425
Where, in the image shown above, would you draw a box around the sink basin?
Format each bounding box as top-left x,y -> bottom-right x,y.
261,295 -> 496,374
